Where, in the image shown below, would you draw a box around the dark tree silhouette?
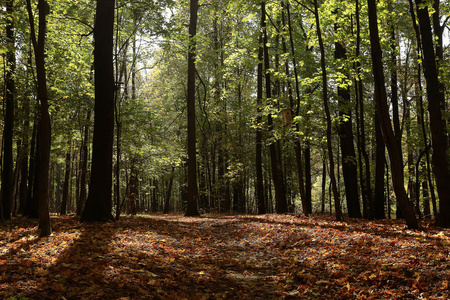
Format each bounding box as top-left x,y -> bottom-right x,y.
185,0 -> 200,217
81,0 -> 116,222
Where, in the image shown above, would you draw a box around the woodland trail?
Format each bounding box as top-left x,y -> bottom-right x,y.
0,214 -> 449,299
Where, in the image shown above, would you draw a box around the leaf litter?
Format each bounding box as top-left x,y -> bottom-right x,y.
0,214 -> 449,299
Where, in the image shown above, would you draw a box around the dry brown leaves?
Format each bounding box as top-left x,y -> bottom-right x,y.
0,214 -> 449,299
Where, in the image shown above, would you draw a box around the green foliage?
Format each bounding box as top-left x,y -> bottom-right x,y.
0,0 -> 446,217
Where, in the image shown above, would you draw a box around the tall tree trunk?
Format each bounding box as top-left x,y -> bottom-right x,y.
24,116 -> 38,218
163,167 -> 175,214
367,0 -> 418,229
354,0 -> 372,219
370,111 -> 386,220
414,0 -> 450,227
26,0 -> 52,236
304,144 -> 312,212
11,141 -> 21,216
431,0 -> 446,115
407,0 -> 437,219
389,24 -> 404,220
17,115 -> 30,216
261,1 -> 287,214
81,0 -> 115,222
152,179 -> 158,212
390,26 -> 402,152
313,0 -> 342,221
335,39 -> 361,219
321,149 -> 327,214
256,30 -> 266,214
283,2 -> 309,215
77,110 -> 90,216
126,167 -> 138,215
185,0 -> 200,217
60,144 -> 71,215
2,0 -> 16,221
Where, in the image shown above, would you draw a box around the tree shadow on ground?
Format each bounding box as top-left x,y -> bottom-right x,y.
1,214 -> 448,299
235,213 -> 448,242
0,218 -> 119,299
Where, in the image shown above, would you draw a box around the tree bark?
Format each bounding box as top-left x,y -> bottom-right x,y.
335,39 -> 361,219
126,167 -> 138,215
77,111 -> 90,216
256,29 -> 265,215
283,2 -> 310,215
163,167 -> 175,214
373,111 -> 385,219
414,0 -> 450,227
2,0 -> 16,221
261,1 -> 287,214
24,116 -> 38,218
26,0 -> 52,236
354,0 -> 372,219
367,0 -> 418,229
60,145 -> 71,215
314,0 -> 342,221
185,0 -> 200,217
81,0 -> 115,222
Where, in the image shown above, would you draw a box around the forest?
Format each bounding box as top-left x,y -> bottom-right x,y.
0,0 -> 449,298
1,0 -> 449,230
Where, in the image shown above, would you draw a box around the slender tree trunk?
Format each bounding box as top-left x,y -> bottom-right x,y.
414,0 -> 450,227
77,110 -> 90,216
321,149 -> 327,214
335,39 -> 361,219
422,180 -> 430,218
81,0 -> 116,222
18,125 -> 29,216
24,116 -> 38,218
126,167 -> 138,215
431,0 -> 446,115
314,0 -> 342,221
373,108 -> 386,219
407,0 -> 437,219
354,0 -> 372,219
60,144 -> 71,215
389,24 -> 404,220
282,2 -> 308,214
2,0 -> 16,221
152,179 -> 158,212
367,0 -> 418,229
304,144 -> 312,212
163,167 -> 175,214
26,0 -> 52,236
11,141 -> 21,216
256,28 -> 265,215
390,26 -> 402,152
185,0 -> 200,217
261,1 -> 287,214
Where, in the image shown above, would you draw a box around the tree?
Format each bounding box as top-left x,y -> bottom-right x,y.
60,144 -> 71,215
256,27 -> 266,215
2,0 -> 16,221
81,0 -> 116,222
373,111 -> 386,219
413,0 -> 450,227
335,37 -> 361,219
185,0 -> 200,217
261,1 -> 287,214
313,0 -> 342,221
26,0 -> 52,236
367,0 -> 418,229
354,0 -> 372,219
283,1 -> 310,215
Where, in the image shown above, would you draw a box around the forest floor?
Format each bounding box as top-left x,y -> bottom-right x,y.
0,214 -> 449,300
